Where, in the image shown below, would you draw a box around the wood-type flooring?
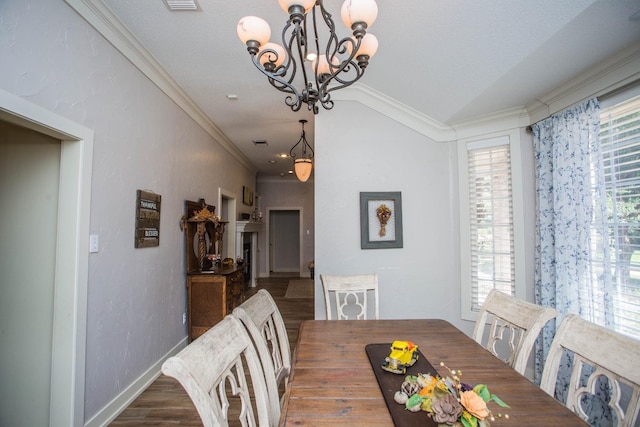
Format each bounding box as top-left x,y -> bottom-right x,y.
109,275 -> 314,426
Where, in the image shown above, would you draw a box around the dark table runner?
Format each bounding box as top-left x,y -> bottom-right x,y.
365,343 -> 440,427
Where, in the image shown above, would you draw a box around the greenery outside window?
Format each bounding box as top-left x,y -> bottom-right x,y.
595,93 -> 640,338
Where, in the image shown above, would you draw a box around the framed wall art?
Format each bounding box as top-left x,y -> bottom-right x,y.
243,186 -> 254,206
134,190 -> 161,248
360,191 -> 403,249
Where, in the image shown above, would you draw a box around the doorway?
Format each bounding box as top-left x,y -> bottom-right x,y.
269,209 -> 302,275
218,187 -> 237,260
0,121 -> 60,427
0,90 -> 93,426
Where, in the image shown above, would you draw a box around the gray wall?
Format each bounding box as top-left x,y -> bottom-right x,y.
256,179 -> 315,277
314,101 -> 468,330
0,0 -> 255,422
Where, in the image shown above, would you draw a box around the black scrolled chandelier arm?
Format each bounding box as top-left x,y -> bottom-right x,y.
238,0 -> 378,114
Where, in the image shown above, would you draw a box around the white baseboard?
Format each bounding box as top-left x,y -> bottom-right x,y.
84,337 -> 188,427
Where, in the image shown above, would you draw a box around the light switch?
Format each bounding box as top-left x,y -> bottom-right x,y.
89,234 -> 99,253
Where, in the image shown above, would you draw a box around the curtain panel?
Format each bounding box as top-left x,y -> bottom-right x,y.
532,98 -> 616,425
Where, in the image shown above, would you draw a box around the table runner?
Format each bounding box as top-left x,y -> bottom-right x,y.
365,343 -> 440,427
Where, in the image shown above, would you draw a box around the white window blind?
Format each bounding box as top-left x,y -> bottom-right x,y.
467,141 -> 515,311
597,93 -> 640,338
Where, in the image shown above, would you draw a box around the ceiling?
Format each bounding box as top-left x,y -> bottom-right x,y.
99,0 -> 640,179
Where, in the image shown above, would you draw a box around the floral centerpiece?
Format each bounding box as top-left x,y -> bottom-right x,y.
393,362 -> 509,427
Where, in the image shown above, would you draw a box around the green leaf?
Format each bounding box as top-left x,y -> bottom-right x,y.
405,375 -> 418,383
461,415 -> 477,427
490,394 -> 510,408
406,393 -> 424,410
473,384 -> 490,402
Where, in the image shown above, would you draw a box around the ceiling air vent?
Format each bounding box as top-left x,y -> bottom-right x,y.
253,140 -> 268,146
165,0 -> 200,11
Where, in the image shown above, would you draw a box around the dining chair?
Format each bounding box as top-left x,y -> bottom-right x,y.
472,289 -> 557,375
320,273 -> 379,320
161,315 -> 278,427
232,289 -> 291,418
540,314 -> 640,427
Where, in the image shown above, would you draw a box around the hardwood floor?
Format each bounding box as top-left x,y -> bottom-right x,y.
109,275 -> 314,426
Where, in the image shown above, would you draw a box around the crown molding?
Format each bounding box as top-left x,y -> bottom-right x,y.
449,106 -> 531,140
332,85 -> 457,142
526,45 -> 640,124
64,0 -> 257,175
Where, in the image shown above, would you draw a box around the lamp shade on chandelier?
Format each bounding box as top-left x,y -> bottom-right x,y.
290,119 -> 314,182
237,0 -> 378,114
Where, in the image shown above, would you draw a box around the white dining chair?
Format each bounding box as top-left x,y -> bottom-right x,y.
320,273 -> 379,320
540,314 -> 640,427
161,315 -> 278,427
472,289 -> 557,375
233,289 -> 291,417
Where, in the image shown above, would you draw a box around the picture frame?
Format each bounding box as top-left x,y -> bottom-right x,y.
243,186 -> 254,206
360,191 -> 403,249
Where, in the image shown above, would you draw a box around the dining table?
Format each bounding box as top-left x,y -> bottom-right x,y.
278,319 -> 589,426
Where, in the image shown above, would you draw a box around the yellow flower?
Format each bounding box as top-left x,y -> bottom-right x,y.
460,390 -> 489,420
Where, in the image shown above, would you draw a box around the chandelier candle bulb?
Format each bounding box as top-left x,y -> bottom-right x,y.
237,16 -> 271,47
278,0 -> 316,14
312,54 -> 339,76
341,0 -> 379,29
258,42 -> 287,69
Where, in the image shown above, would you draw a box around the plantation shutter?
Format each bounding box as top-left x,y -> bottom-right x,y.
598,93 -> 640,338
467,138 -> 515,311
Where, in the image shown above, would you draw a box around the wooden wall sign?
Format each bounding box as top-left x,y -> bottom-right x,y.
135,190 -> 161,248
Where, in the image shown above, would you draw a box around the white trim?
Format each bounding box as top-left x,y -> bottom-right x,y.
0,88 -> 93,427
218,187 -> 238,260
458,128 -> 525,322
450,107 -> 531,140
84,337 -> 188,427
332,85 -> 457,142
63,0 -> 257,175
527,45 -> 640,124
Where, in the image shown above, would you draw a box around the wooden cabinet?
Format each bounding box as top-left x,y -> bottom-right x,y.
186,266 -> 244,342
182,198 -> 244,342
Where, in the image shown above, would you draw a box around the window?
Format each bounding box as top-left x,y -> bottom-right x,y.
459,132 -> 525,321
593,93 -> 640,338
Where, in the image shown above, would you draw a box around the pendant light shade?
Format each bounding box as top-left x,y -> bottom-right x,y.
294,158 -> 313,182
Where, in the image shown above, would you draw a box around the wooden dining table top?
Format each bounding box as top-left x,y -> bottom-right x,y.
279,319 -> 588,427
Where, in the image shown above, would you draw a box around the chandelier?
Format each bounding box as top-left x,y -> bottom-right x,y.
237,0 -> 379,114
289,119 -> 314,182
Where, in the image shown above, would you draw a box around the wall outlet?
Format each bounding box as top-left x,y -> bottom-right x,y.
182,312 -> 187,325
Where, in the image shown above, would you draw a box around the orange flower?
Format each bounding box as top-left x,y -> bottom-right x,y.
460,390 -> 489,419
418,376 -> 438,397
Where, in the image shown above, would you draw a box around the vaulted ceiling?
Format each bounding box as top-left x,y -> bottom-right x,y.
96,0 -> 640,178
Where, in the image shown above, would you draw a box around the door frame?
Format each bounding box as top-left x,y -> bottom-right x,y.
0,88 -> 93,427
266,207 -> 304,275
218,187 -> 237,260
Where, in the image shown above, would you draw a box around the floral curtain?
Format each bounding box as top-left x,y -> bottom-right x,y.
532,98 -> 613,424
